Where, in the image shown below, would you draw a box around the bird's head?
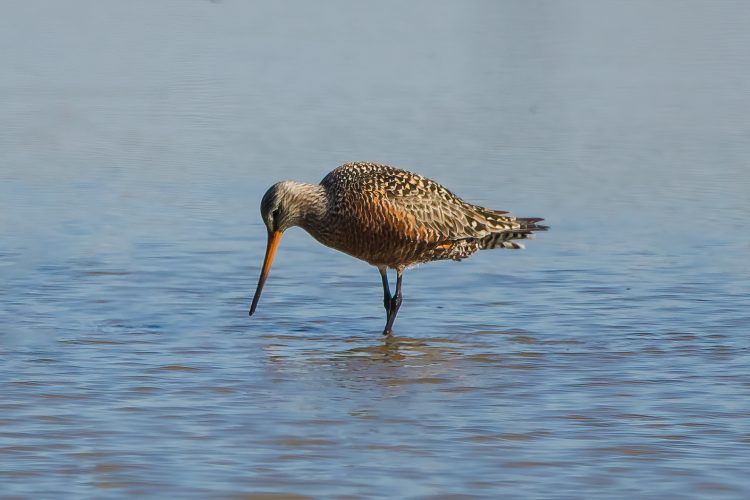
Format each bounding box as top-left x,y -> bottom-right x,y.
259,181 -> 307,233
250,181 -> 319,316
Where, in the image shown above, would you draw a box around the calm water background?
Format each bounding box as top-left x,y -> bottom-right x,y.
2,1 -> 749,497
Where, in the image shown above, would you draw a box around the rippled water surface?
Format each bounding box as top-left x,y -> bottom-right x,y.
2,1 -> 750,497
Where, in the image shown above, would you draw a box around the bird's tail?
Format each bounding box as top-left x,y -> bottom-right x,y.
478,217 -> 548,250
517,217 -> 549,231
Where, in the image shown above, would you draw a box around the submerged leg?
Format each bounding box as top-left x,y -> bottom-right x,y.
382,268 -> 403,336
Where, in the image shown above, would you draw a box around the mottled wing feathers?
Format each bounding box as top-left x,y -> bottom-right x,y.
324,162 -> 523,237
320,162 -> 545,264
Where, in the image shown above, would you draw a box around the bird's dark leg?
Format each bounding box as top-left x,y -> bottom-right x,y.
378,266 -> 392,315
382,268 -> 403,336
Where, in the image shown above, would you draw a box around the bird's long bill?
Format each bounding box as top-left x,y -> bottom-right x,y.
249,230 -> 282,316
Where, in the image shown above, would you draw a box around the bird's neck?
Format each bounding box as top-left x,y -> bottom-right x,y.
286,182 -> 328,230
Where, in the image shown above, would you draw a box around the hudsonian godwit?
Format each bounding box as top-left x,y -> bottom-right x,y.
249,162 -> 547,336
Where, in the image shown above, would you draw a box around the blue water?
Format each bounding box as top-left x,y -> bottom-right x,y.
2,1 -> 750,497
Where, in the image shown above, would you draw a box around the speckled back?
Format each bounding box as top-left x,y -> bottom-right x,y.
309,162 -> 544,268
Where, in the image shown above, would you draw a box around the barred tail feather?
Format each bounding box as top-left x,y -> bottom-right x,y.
479,231 -> 530,250
478,217 -> 547,251
517,217 -> 549,231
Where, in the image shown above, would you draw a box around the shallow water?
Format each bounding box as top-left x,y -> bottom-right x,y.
2,0 -> 750,497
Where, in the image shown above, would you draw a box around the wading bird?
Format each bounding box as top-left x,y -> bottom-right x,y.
249,162 -> 546,336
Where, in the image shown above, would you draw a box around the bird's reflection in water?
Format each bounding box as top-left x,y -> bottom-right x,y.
342,334 -> 467,364
260,327 -> 547,368
258,329 -> 516,399
261,331 -> 469,365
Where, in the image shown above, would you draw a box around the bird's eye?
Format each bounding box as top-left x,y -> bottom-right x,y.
272,208 -> 280,220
